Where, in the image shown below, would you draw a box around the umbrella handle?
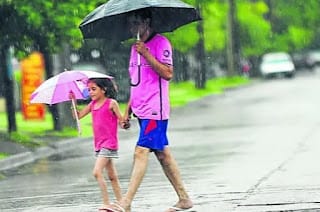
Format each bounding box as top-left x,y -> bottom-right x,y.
71,98 -> 82,136
130,65 -> 141,87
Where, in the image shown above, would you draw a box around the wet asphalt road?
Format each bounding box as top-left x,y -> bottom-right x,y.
1,70 -> 320,211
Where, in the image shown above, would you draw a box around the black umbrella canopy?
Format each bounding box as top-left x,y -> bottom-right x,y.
79,0 -> 201,41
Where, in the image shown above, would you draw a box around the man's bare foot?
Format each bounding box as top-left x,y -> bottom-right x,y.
165,199 -> 193,212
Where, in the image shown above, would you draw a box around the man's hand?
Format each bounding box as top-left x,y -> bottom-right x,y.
135,40 -> 148,56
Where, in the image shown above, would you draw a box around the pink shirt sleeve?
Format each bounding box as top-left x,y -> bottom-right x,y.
155,36 -> 173,66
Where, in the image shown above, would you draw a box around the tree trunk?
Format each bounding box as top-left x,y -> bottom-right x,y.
57,43 -> 75,130
39,42 -> 62,131
0,45 -> 17,132
44,52 -> 62,131
195,3 -> 206,89
265,0 -> 273,22
226,0 -> 237,76
233,1 -> 242,76
181,54 -> 190,81
172,51 -> 190,82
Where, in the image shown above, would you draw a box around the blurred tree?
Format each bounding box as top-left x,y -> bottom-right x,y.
194,1 -> 206,89
266,0 -> 320,51
237,0 -> 271,57
1,0 -> 320,135
0,3 -> 28,133
226,0 -> 239,76
168,0 -> 227,87
0,0 -> 103,133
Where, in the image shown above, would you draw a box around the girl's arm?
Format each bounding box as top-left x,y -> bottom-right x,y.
70,102 -> 90,120
110,99 -> 129,129
77,104 -> 91,119
69,92 -> 90,119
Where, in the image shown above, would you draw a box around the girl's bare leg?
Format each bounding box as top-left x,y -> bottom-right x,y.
106,159 -> 122,201
93,157 -> 111,207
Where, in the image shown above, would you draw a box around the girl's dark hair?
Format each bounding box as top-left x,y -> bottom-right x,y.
88,78 -> 117,99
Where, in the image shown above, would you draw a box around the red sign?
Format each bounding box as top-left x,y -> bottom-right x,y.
21,52 -> 45,120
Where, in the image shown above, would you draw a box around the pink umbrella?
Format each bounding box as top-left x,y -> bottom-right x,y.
30,70 -> 113,135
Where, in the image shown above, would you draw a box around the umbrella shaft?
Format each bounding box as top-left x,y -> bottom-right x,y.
137,32 -> 141,65
71,98 -> 82,136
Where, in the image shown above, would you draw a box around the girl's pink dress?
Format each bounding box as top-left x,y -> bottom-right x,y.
90,99 -> 118,151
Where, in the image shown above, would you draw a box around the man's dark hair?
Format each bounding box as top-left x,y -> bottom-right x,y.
133,8 -> 152,22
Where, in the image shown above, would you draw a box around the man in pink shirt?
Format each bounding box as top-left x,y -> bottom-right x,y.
108,8 -> 193,212
128,32 -> 171,121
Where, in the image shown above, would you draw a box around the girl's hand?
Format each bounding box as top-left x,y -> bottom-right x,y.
120,120 -> 130,130
69,91 -> 75,100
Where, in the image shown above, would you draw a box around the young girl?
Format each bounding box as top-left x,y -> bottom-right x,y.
70,78 -> 127,211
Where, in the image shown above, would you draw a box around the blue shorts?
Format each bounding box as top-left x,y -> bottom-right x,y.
137,119 -> 169,151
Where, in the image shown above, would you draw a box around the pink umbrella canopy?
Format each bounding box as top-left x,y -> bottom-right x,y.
30,70 -> 113,105
30,70 -> 113,136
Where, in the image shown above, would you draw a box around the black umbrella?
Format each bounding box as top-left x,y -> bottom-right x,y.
79,0 -> 201,41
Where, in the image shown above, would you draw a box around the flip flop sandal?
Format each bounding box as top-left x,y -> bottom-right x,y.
168,206 -> 196,212
98,205 -> 117,212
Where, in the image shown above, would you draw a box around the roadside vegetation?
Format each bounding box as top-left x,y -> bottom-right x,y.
2,0 -> 320,135
0,76 -> 250,155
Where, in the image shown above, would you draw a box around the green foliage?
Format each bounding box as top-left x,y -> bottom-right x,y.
203,2 -> 227,52
266,0 -> 320,52
165,0 -> 199,52
9,131 -> 32,144
0,108 -> 89,138
2,0 -> 320,61
0,0 -> 100,55
167,23 -> 200,53
167,0 -> 228,53
238,1 -> 271,56
170,76 -> 250,107
287,26 -> 312,50
0,153 -> 9,160
235,0 -> 320,56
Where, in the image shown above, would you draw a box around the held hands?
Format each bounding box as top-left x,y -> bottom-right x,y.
120,116 -> 131,129
121,120 -> 131,130
121,116 -> 131,130
120,108 -> 132,130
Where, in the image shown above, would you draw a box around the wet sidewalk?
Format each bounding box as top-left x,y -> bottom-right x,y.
0,137 -> 89,171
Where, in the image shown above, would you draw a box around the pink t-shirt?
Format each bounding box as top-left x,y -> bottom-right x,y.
129,34 -> 173,120
90,99 -> 118,151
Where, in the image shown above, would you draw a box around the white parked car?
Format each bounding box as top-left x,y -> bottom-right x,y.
259,52 -> 295,78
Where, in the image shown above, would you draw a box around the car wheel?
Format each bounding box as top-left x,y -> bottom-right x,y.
285,72 -> 295,78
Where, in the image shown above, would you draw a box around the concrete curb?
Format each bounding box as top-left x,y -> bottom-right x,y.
0,137 -> 89,171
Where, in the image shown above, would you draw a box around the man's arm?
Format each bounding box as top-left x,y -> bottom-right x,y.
135,40 -> 173,80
